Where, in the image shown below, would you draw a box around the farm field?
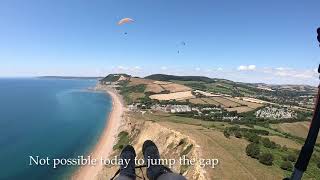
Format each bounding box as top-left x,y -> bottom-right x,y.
189,98 -> 207,104
225,106 -> 254,113
200,98 -> 221,106
161,83 -> 191,93
271,121 -> 320,143
211,97 -> 241,108
129,77 -> 155,85
149,91 -> 194,100
129,77 -> 191,94
145,83 -> 164,93
225,97 -> 263,109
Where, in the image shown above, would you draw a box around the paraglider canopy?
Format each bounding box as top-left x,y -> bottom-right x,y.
118,18 -> 134,25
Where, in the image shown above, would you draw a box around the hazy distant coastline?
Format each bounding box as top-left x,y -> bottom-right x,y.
38,76 -> 103,80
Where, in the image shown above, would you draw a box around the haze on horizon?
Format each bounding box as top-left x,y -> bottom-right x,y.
0,0 -> 319,85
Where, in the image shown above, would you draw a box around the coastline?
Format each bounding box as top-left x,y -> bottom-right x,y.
72,85 -> 123,180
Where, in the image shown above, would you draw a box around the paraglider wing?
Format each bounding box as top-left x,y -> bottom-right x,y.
118,18 -> 134,25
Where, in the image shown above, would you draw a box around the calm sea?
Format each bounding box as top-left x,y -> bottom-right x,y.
0,78 -> 112,180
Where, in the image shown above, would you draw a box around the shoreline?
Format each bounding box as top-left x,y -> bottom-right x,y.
72,86 -> 123,180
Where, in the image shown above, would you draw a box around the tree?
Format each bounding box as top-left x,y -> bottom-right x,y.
280,161 -> 293,171
224,129 -> 230,138
246,143 -> 260,159
259,153 -> 273,166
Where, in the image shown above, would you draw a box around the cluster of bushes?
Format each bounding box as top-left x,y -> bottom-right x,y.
246,143 -> 260,159
117,84 -> 146,104
223,126 -> 245,139
138,96 -> 155,109
245,143 -> 274,165
259,152 -> 274,165
120,84 -> 146,94
225,125 -> 269,139
223,126 -> 280,166
280,161 -> 293,171
223,129 -> 230,138
279,154 -> 297,171
243,131 -> 260,143
261,137 -> 277,149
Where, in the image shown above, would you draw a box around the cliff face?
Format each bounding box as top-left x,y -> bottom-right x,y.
98,112 -> 206,180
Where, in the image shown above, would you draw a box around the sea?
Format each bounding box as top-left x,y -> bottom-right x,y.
0,78 -> 112,180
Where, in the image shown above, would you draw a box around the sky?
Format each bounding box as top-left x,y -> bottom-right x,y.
0,0 -> 319,85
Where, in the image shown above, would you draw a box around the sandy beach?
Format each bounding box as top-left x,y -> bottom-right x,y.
72,87 -> 123,180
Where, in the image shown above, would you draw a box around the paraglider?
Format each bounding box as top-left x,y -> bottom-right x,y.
117,18 -> 134,35
118,18 -> 134,25
177,41 -> 186,54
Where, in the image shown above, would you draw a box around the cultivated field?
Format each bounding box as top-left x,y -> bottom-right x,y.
153,81 -> 171,85
201,98 -> 221,106
225,97 -> 263,109
129,78 -> 190,94
211,97 -> 241,108
149,91 -> 195,101
225,106 -> 254,113
129,77 -> 155,85
188,98 -> 207,104
161,83 -> 191,93
238,97 -> 268,104
271,121 -> 320,143
145,84 -> 164,93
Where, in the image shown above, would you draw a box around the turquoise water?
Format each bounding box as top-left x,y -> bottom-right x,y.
0,78 -> 112,180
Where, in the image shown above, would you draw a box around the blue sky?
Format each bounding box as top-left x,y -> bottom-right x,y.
0,0 -> 319,85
